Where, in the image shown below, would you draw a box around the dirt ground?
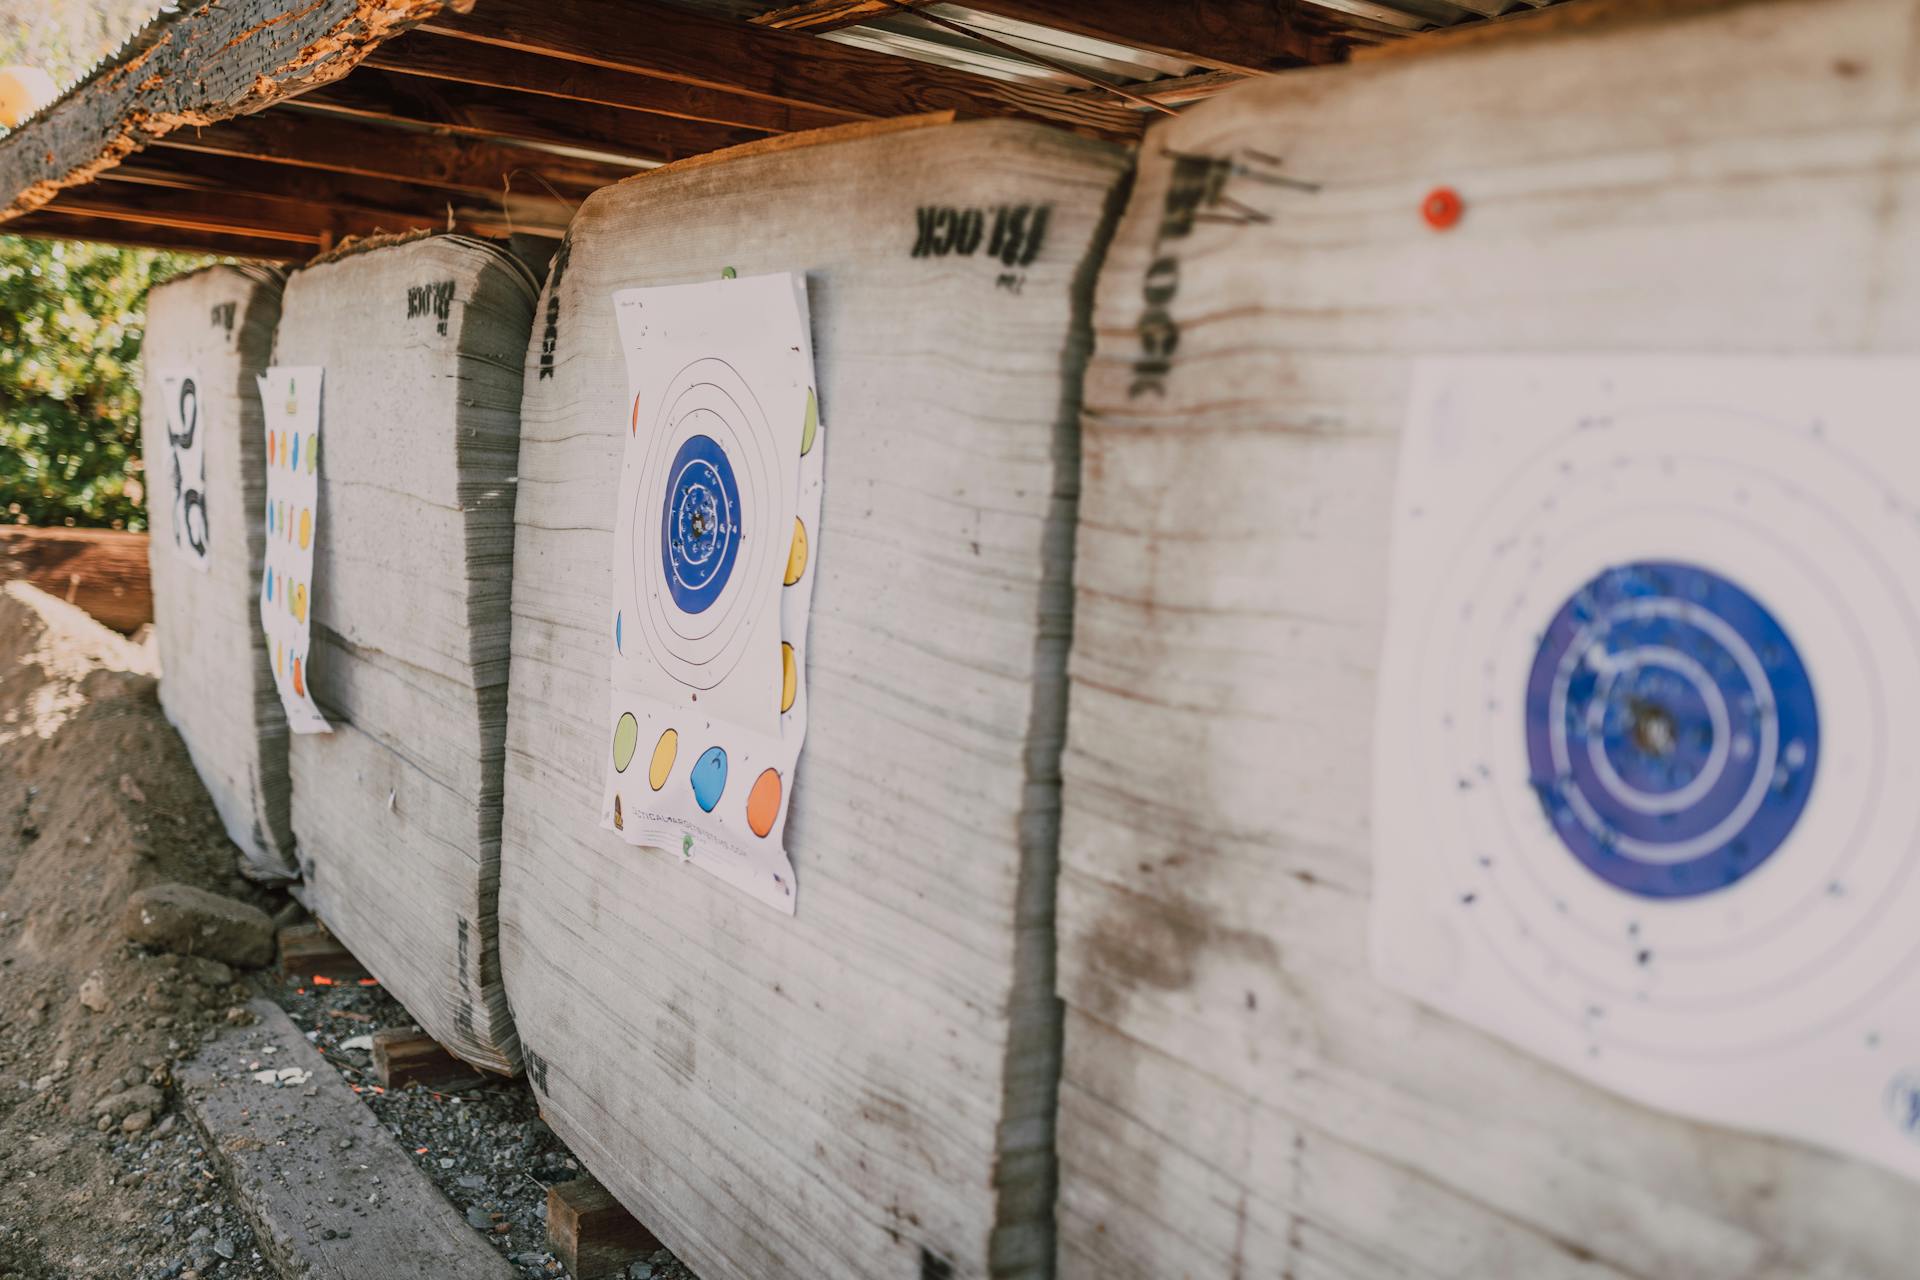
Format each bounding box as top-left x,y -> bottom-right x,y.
0,579 -> 693,1280
0,579 -> 278,1279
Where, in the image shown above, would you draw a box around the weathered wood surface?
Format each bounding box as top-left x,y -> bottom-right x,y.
0,526 -> 151,635
281,233 -> 538,1075
179,996 -> 518,1279
141,266 -> 295,880
500,118 -> 1130,1280
0,0 -> 466,222
1055,1 -> 1920,1277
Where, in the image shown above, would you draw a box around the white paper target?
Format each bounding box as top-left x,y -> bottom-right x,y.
630,357 -> 784,694
602,273 -> 819,915
1372,356 -> 1920,1180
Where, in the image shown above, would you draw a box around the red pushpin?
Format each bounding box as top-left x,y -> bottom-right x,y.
1422,186 -> 1464,230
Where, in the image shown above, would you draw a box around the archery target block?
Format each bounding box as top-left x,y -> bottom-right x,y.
141,265 -> 294,881
502,118 -> 1128,1280
1057,1 -> 1920,1277
1377,358 -> 1920,1169
279,234 -> 540,1075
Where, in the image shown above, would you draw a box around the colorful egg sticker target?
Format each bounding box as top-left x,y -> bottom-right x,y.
600,272 -> 823,915
255,365 -> 329,735
1372,355 -> 1920,1182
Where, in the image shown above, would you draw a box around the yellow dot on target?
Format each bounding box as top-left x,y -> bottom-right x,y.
299,508 -> 312,550
784,518 -> 808,586
648,728 -> 678,792
781,642 -> 796,714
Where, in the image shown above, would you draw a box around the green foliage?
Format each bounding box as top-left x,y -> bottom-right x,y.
0,235 -> 206,529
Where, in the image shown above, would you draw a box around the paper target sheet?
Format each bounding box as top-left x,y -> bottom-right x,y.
159,369 -> 211,572
1373,355 -> 1920,1180
256,366 -> 329,735
602,273 -> 823,914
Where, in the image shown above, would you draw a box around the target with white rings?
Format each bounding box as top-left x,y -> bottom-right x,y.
1524,561 -> 1819,900
1375,357 -> 1920,1135
629,358 -> 782,691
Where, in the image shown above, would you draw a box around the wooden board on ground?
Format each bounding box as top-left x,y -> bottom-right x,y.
178,996 -> 517,1279
372,1026 -> 487,1092
1054,1 -> 1920,1277
280,233 -> 539,1076
547,1174 -> 662,1280
140,265 -> 295,881
278,920 -> 370,983
500,117 -> 1130,1280
0,526 -> 151,635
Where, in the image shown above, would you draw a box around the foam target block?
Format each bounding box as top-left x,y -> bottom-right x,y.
141,264 -> 294,880
280,233 -> 540,1075
500,119 -> 1129,1280
1055,1 -> 1920,1277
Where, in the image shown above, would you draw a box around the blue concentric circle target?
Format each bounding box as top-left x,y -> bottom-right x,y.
1524,561 -> 1820,899
660,433 -> 741,614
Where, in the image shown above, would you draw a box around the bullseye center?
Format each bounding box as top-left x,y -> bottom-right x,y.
1630,699 -> 1678,758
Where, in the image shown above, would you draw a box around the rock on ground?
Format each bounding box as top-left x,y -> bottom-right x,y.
120,883 -> 275,968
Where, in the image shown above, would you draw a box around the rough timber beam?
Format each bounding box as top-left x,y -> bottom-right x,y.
0,0 -> 473,223
420,0 -> 1142,141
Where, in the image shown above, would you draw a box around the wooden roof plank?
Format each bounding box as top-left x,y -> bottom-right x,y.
292,70 -> 768,166
0,0 -> 468,222
419,0 -> 1142,140
4,209 -> 305,260
751,0 -> 895,32
912,0 -> 1351,73
44,185 -> 358,244
150,112 -> 627,203
365,32 -> 852,134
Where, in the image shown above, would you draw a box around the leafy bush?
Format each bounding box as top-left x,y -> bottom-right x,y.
0,234 -> 207,529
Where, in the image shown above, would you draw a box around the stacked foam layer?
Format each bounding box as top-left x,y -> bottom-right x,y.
142,264 -> 293,880
281,234 -> 539,1074
500,119 -> 1128,1279
1055,0 -> 1920,1276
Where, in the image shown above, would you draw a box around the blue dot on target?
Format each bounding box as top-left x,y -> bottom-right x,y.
690,746 -> 728,813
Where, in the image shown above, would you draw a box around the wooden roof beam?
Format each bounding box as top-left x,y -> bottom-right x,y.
291,70 -> 767,167
880,1 -> 1351,73
5,209 -> 306,261
419,0 -> 1142,141
753,0 -> 1349,72
149,111 -> 628,205
364,32 -> 852,135
95,154 -> 541,242
752,0 -> 894,32
41,182 -> 436,246
0,0 -> 469,222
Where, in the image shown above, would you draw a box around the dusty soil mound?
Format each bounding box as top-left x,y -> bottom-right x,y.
0,581 -> 277,1279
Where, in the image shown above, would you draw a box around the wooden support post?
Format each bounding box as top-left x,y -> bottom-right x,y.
371,1027 -> 487,1092
546,1175 -> 662,1279
278,921 -> 370,983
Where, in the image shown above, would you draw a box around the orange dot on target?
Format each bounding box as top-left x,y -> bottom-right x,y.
746,768 -> 781,838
